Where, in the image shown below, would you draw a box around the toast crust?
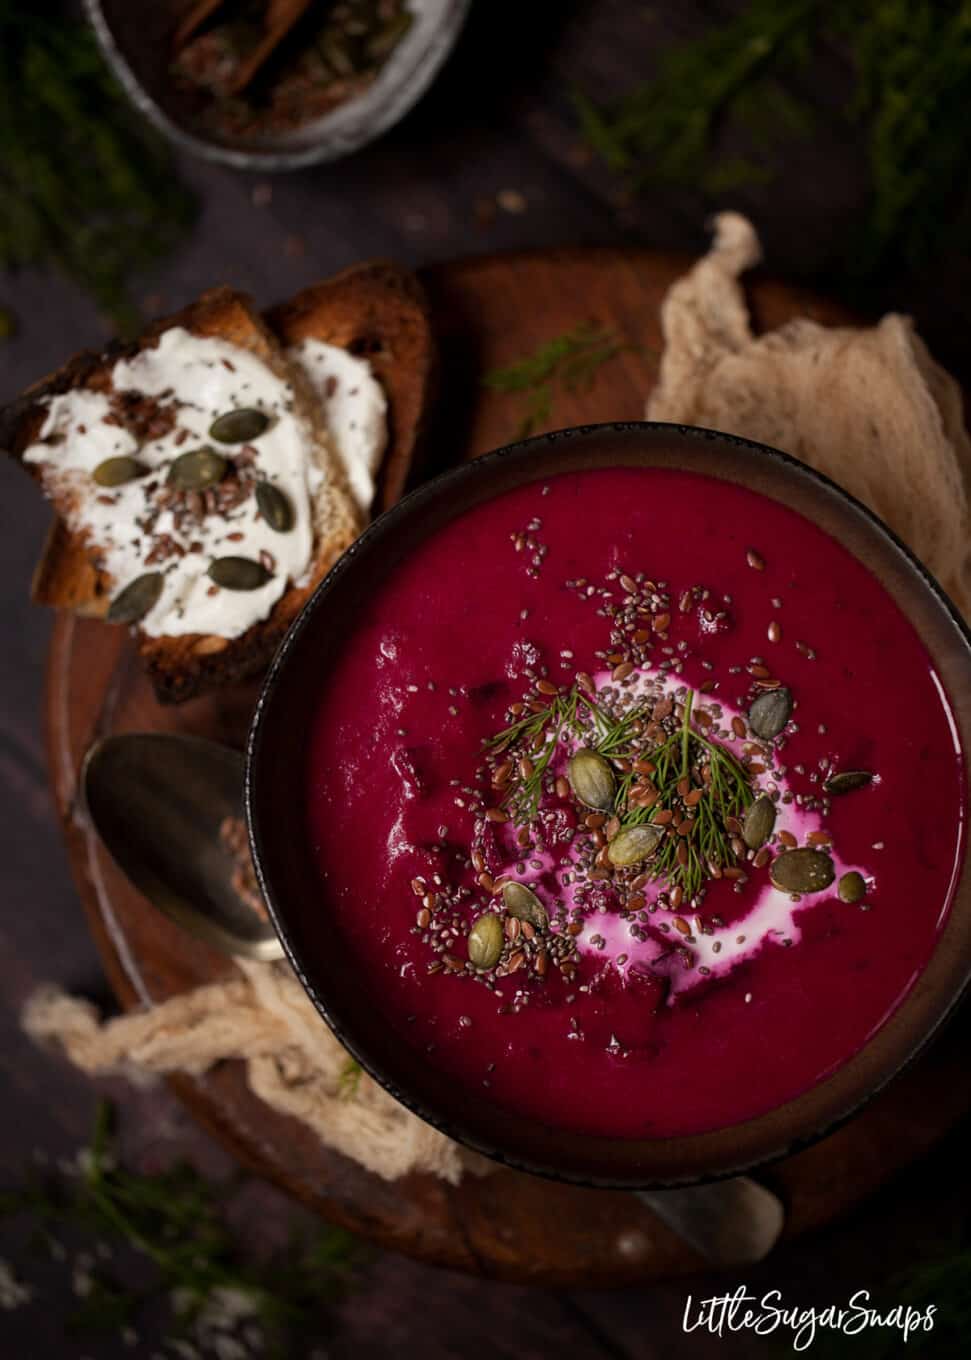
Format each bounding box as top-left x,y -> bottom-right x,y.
4,266 -> 434,703
266,260 -> 434,512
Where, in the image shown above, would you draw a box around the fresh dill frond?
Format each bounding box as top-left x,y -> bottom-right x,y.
0,1101 -> 363,1355
488,689 -> 586,822
586,694 -> 652,759
0,3 -> 196,332
484,682 -> 753,900
337,1057 -> 363,1099
618,691 -> 754,901
483,322 -> 633,438
574,0 -> 971,282
841,0 -> 971,276
573,0 -> 817,190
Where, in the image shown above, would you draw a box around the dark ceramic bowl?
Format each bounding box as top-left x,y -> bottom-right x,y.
246,422 -> 971,1187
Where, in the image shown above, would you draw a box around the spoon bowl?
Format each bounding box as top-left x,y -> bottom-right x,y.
82,733 -> 283,961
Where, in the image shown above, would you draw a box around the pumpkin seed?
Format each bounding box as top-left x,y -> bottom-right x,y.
769,848 -> 835,894
209,408 -> 269,444
255,480 -> 294,532
748,687 -> 792,740
607,823 -> 665,868
838,871 -> 867,904
501,880 -> 548,930
208,557 -> 272,590
743,794 -> 777,850
568,748 -> 616,810
106,571 -> 163,624
824,770 -> 874,796
92,455 -> 145,487
168,447 -> 227,491
468,913 -> 503,970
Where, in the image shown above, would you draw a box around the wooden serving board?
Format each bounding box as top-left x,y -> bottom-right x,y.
45,248 -> 971,1285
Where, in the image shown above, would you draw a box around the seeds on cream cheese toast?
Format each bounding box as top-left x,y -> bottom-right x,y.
3,264 -> 433,702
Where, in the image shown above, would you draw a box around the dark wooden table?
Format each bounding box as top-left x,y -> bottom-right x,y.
2,3 -> 968,1356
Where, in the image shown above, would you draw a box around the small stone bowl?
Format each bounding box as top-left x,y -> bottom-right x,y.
84,0 -> 471,172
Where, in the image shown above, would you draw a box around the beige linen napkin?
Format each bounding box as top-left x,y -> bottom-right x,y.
647,212 -> 971,618
24,214 -> 971,1183
24,961 -> 490,1185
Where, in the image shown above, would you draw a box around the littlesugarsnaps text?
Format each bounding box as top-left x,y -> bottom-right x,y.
682,1286 -> 935,1351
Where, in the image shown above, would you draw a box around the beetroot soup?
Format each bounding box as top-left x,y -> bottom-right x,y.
305,468 -> 965,1139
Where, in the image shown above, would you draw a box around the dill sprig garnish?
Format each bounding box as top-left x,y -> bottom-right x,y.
484,682 -> 753,900
0,4 -> 196,332
584,692 -> 653,759
574,0 -> 971,281
482,321 -> 633,438
617,692 -> 754,901
486,688 -> 585,822
0,1102 -> 362,1355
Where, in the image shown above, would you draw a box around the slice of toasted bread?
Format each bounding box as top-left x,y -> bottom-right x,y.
4,265 -> 434,704
5,287 -> 361,702
265,260 -> 434,512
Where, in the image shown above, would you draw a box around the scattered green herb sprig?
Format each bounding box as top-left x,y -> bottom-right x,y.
0,3 -> 195,332
574,0 -> 971,280
0,1102 -> 362,1355
615,691 -> 754,901
485,687 -> 585,822
337,1057 -> 363,1100
482,322 -> 633,438
575,0 -> 816,192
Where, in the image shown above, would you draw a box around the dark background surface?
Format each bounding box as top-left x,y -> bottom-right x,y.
1,2 -> 968,1355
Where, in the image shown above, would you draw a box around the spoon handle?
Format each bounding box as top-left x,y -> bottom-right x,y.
635,1176 -> 785,1267
223,0 -> 314,96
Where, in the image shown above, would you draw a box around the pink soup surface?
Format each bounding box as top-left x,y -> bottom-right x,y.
305,468 -> 965,1138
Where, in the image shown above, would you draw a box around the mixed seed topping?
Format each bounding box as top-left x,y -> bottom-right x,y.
95,404 -> 295,619
407,549 -> 877,1020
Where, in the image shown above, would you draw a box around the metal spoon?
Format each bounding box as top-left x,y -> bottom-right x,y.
81,731 -> 784,1263
82,732 -> 283,961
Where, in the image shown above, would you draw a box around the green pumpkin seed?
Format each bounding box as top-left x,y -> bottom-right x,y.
255,480 -> 294,533
743,794 -> 777,850
106,571 -> 163,624
568,748 -> 616,810
208,557 -> 272,590
208,408 -> 269,444
502,880 -> 548,930
468,913 -> 503,970
92,455 -> 145,487
748,687 -> 793,740
770,848 -> 835,894
838,871 -> 867,904
824,770 -> 874,796
607,823 -> 665,868
168,447 -> 227,491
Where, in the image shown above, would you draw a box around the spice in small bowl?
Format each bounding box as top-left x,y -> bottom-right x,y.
172,0 -> 415,141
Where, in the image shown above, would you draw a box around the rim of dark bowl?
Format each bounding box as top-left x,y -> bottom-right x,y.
246,421 -> 971,1188
84,0 -> 472,172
